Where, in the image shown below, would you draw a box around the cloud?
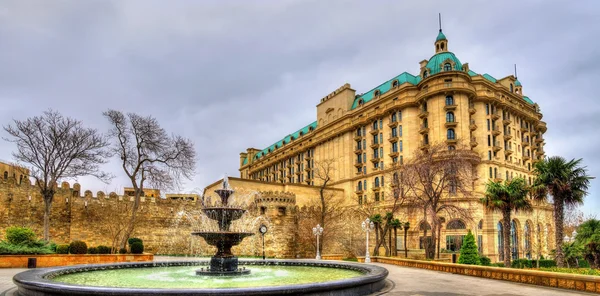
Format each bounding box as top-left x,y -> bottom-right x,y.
1,0 -> 599,215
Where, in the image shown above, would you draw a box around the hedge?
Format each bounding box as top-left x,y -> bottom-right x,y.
511,259 -> 556,269
69,241 -> 88,254
130,242 -> 144,254
97,245 -> 111,254
56,244 -> 69,254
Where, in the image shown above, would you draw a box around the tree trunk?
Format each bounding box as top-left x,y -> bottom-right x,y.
388,226 -> 392,256
404,228 -> 408,258
437,224 -> 441,259
503,210 -> 512,267
373,223 -> 380,256
393,227 -> 398,256
120,189 -> 142,249
554,199 -> 565,268
42,190 -> 54,241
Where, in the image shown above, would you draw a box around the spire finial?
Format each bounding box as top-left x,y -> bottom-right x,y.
439,13 -> 442,32
514,64 -> 518,79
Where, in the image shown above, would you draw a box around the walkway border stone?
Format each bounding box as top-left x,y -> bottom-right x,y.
358,256 -> 600,294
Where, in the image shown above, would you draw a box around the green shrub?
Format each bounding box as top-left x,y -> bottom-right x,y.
69,241 -> 88,254
540,267 -> 600,276
578,259 -> 591,268
128,238 -> 143,245
56,244 -> 69,254
130,242 -> 144,254
511,259 -> 532,268
511,259 -> 556,269
0,241 -> 54,255
458,230 -> 480,265
492,262 -> 505,267
479,256 -> 491,266
49,242 -> 57,252
97,245 -> 111,254
5,227 -> 37,246
119,248 -> 127,254
88,247 -> 98,254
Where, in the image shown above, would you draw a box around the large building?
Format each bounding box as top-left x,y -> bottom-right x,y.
233,28 -> 554,261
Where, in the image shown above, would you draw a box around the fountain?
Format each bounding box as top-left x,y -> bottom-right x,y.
192,177 -> 254,275
11,177 -> 389,295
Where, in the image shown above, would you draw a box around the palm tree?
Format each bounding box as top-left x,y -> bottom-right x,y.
532,156 -> 593,267
370,214 -> 383,256
573,219 -> 600,268
481,177 -> 532,267
390,219 -> 402,256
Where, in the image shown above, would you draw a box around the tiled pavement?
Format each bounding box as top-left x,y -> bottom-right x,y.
0,258 -> 596,295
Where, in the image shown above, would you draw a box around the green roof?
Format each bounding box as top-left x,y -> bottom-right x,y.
523,96 -> 534,105
350,72 -> 421,109
242,157 -> 248,166
468,70 -> 478,77
436,31 -> 447,41
253,121 -> 318,161
482,73 -> 497,83
425,52 -> 463,75
515,79 -> 522,86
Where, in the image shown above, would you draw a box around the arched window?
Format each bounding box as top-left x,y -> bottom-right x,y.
423,134 -> 429,145
445,95 -> 454,105
497,222 -> 504,261
511,220 -> 519,260
392,80 -> 399,88
524,222 -> 532,259
446,219 -> 466,230
419,221 -> 432,231
372,121 -> 378,130
447,129 -> 455,140
446,112 -> 455,123
510,84 -> 514,92
358,99 -> 364,106
357,181 -> 362,191
374,90 -> 381,97
423,71 -> 428,78
444,63 -> 452,71
391,112 -> 397,123
3,171 -> 7,179
374,177 -> 380,187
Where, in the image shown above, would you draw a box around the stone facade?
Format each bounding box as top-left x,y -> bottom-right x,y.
237,29 -> 554,261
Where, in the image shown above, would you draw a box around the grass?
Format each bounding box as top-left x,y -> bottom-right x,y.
539,267 -> 600,276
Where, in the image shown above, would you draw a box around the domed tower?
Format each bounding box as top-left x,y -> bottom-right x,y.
420,27 -> 463,78
435,29 -> 448,53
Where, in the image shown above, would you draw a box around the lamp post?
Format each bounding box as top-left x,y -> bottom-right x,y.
362,218 -> 375,263
313,224 -> 324,260
259,224 -> 268,260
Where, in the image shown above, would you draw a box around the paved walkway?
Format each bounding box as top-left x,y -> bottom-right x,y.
0,258 -> 595,295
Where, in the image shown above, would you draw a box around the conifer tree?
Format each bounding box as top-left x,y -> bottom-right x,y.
458,230 -> 480,265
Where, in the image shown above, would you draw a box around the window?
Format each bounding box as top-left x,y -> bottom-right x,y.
487,119 -> 490,131
423,134 -> 429,145
485,104 -> 490,115
446,112 -> 455,123
391,113 -> 397,123
511,220 -> 519,260
374,90 -> 381,97
374,192 -> 380,202
422,102 -> 428,112
444,63 -> 452,71
374,177 -> 380,187
399,141 -> 403,152
510,84 -> 514,93
447,219 -> 466,229
260,207 -> 266,215
379,119 -> 383,129
278,207 -> 287,216
392,80 -> 399,87
488,151 -> 492,160
447,129 -> 455,140
445,95 -> 454,105
524,222 -> 532,259
419,221 -> 432,231
358,99 -> 364,106
391,127 -> 397,137
399,125 -> 403,137
392,142 -> 398,153
446,235 -> 465,252
398,111 -> 402,121
363,180 -> 367,190
372,121 -> 378,130
489,167 -> 493,178
423,70 -> 428,78
3,171 -> 7,179
357,181 -> 362,191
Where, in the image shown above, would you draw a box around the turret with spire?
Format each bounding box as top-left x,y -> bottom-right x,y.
435,13 -> 448,53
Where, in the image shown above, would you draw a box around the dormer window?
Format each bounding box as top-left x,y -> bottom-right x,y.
358,99 -> 364,106
423,71 -> 428,78
392,80 -> 399,88
374,90 -> 381,98
444,63 -> 452,71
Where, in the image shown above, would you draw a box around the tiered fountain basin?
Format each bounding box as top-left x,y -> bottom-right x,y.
13,260 -> 389,295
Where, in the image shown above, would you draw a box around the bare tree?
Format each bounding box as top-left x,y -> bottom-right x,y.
104,110 -> 196,248
3,110 -> 111,240
399,143 -> 479,259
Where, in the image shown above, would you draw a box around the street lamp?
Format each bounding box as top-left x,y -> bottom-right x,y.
259,224 -> 268,260
362,218 -> 375,263
313,224 -> 324,260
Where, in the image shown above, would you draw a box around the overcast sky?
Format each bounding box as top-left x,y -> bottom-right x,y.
1,0 -> 599,215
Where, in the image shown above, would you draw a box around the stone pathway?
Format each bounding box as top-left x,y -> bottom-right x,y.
0,258 -> 595,295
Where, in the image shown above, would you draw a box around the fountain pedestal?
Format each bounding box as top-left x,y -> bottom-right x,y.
192,177 -> 254,276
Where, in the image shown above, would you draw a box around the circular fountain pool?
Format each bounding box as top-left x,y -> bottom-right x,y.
13,260 -> 388,295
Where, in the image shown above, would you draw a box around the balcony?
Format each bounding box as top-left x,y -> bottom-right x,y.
505,147 -> 513,155
388,133 -> 399,142
503,131 -> 512,141
536,121 -> 547,133
370,141 -> 380,149
354,134 -> 363,141
370,156 -> 381,163
522,139 -> 530,147
535,137 -> 544,143
304,166 -> 311,171
355,188 -> 364,195
305,155 -> 313,161
371,183 -> 381,191
492,125 -> 501,136
388,120 -> 398,128
493,141 -> 502,152
469,119 -> 477,131
520,125 -> 528,133
418,110 -> 429,119
446,138 -> 458,144
295,170 -> 301,175
470,137 -> 478,148
354,147 -> 363,154
419,124 -> 429,134
355,170 -> 363,176
420,142 -> 430,150
523,155 -> 531,161
469,103 -> 476,114
354,161 -> 363,168
370,128 -> 379,135
503,118 -> 512,125
444,104 -> 457,111
491,111 -> 500,120
389,150 -> 399,158
445,121 -> 458,128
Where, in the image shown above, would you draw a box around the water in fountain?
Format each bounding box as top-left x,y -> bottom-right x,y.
191,176 -> 254,275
